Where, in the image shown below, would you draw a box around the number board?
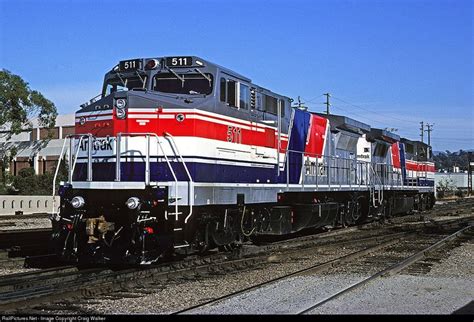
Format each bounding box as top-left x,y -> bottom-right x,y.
119,59 -> 142,71
165,57 -> 193,67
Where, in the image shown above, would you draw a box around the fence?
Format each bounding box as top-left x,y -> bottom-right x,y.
0,195 -> 59,216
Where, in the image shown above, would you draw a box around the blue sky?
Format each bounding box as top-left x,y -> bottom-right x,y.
1,0 -> 472,151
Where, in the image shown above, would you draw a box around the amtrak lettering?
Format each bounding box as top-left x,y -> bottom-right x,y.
80,138 -> 114,152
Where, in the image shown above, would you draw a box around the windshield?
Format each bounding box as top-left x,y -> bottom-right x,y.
153,73 -> 213,95
104,75 -> 147,96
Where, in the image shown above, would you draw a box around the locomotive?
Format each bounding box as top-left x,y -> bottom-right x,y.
51,56 -> 435,264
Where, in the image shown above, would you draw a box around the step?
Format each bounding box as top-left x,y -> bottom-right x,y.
173,242 -> 190,249
169,197 -> 182,203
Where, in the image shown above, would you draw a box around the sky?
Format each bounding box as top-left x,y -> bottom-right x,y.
0,0 -> 472,152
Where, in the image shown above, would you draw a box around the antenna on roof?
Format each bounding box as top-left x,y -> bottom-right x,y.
294,96 -> 307,111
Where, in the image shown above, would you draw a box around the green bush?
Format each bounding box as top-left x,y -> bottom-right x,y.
5,162 -> 69,195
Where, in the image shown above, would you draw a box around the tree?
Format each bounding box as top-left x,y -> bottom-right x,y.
0,70 -> 58,189
0,69 -> 57,138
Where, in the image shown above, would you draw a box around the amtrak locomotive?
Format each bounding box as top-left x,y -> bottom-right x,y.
51,56 -> 436,264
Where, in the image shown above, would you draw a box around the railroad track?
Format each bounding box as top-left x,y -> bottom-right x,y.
0,228 -> 415,313
171,223 -> 472,314
297,225 -> 473,314
0,228 -> 51,255
0,200 -> 472,314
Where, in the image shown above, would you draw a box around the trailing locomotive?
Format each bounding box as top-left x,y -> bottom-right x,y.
51,56 -> 435,264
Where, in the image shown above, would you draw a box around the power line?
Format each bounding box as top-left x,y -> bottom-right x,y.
300,94 -> 324,104
331,96 -> 420,125
322,104 -> 417,132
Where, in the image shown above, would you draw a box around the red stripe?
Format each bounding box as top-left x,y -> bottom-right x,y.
391,142 -> 401,168
305,114 -> 327,156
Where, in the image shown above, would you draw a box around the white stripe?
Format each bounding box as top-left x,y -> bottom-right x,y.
75,115 -> 113,122
186,114 -> 255,131
163,108 -> 277,131
128,114 -> 158,119
158,114 -> 175,119
129,108 -> 159,113
76,110 -> 113,116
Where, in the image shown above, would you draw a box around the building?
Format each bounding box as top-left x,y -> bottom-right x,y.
0,114 -> 75,175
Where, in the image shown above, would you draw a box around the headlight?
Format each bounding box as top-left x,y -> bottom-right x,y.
126,197 -> 140,210
116,107 -> 126,119
71,196 -> 85,209
116,98 -> 127,109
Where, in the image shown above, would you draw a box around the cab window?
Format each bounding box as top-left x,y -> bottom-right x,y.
153,73 -> 213,95
220,77 -> 237,107
239,84 -> 249,110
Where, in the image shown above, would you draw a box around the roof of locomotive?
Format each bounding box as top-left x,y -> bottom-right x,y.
367,128 -> 400,143
104,55 -> 291,101
313,112 -> 371,135
400,138 -> 432,150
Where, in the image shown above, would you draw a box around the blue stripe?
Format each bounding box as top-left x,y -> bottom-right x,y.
399,142 -> 407,182
277,109 -> 310,184
73,161 -> 278,183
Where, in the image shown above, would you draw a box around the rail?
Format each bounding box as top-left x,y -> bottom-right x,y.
52,135 -> 428,211
285,149 -> 405,189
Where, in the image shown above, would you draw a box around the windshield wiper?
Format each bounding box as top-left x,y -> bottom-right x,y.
115,72 -> 127,87
194,68 -> 212,87
165,66 -> 185,87
135,70 -> 146,88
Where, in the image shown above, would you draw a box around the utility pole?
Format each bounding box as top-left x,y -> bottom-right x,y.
419,121 -> 424,143
324,93 -> 331,115
468,152 -> 473,196
425,123 -> 434,146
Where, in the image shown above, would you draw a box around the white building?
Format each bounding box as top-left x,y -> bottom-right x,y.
0,114 -> 75,175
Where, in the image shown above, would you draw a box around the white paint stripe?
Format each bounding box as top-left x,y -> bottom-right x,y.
76,111 -> 113,116
128,114 -> 158,119
76,156 -> 276,167
161,108 -> 278,131
129,108 -> 159,113
186,114 -> 254,131
75,116 -> 113,122
158,114 -> 175,119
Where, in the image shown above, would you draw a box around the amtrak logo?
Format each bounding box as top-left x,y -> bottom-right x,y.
79,138 -> 114,152
176,114 -> 185,122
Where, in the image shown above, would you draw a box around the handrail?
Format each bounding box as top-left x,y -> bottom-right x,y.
163,132 -> 194,224
51,137 -> 69,218
116,132 -> 180,221
51,134 -> 95,218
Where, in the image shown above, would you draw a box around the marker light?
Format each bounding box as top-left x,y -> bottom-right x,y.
145,59 -> 159,70
71,196 -> 85,209
144,227 -> 154,234
116,108 -> 126,119
126,197 -> 140,210
116,98 -> 127,109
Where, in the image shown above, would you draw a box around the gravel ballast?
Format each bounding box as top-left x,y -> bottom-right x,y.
187,241 -> 473,314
